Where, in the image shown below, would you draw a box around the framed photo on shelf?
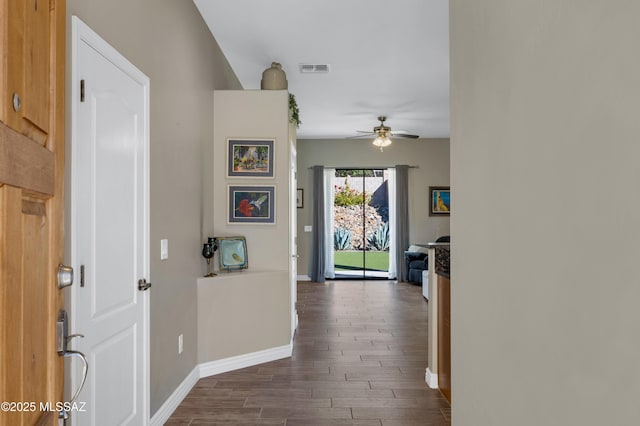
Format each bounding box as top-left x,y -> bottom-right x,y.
228,185 -> 276,224
296,188 -> 303,208
227,139 -> 275,178
429,186 -> 450,216
216,236 -> 248,271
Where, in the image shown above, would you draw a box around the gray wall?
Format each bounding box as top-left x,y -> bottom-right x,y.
451,1 -> 640,425
65,0 -> 242,415
296,138 -> 450,277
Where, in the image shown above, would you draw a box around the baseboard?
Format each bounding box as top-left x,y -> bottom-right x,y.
199,344 -> 293,378
150,344 -> 293,424
425,367 -> 439,389
296,274 -> 311,281
149,366 -> 199,426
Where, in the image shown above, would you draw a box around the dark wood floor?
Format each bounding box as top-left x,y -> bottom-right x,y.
167,280 -> 450,425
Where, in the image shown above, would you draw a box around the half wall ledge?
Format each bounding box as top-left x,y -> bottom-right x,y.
197,270 -> 292,364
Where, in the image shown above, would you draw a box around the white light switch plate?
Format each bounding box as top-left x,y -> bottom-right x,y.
160,239 -> 169,260
304,225 -> 312,233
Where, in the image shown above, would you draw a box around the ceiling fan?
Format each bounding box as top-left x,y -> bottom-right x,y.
351,116 -> 419,151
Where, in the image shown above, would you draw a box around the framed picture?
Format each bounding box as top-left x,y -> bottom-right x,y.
227,139 -> 275,178
216,236 -> 248,271
228,185 -> 276,224
429,186 -> 450,216
296,188 -> 303,208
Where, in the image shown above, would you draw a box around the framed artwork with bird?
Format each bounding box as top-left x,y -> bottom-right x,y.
429,186 -> 450,216
228,185 -> 276,224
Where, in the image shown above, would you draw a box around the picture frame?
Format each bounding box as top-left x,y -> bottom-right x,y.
296,188 -> 303,208
228,185 -> 276,224
227,139 -> 275,178
216,236 -> 248,271
429,186 -> 451,216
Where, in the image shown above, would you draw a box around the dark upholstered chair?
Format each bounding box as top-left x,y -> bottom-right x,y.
404,236 -> 450,285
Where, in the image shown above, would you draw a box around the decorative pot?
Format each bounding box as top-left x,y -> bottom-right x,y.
261,62 -> 288,90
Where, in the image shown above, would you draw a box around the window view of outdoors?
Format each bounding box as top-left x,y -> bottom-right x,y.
333,169 -> 390,279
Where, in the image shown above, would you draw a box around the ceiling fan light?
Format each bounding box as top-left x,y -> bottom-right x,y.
372,135 -> 392,151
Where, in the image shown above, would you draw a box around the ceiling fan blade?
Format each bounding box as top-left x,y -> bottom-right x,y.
347,134 -> 373,139
355,130 -> 375,134
391,133 -> 419,139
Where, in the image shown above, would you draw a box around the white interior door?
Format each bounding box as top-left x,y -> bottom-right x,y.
70,16 -> 150,425
289,139 -> 298,333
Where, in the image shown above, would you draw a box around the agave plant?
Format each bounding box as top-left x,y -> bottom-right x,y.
367,222 -> 390,251
334,227 -> 352,251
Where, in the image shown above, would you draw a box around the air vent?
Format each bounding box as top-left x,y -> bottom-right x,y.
299,64 -> 330,73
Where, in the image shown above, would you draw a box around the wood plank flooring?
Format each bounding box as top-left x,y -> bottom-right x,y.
167,280 -> 450,425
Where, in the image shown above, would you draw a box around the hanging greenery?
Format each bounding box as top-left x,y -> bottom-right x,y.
289,93 -> 301,128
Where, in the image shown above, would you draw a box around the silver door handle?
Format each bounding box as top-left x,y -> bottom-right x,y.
138,278 -> 152,291
64,350 -> 88,404
59,350 -> 88,421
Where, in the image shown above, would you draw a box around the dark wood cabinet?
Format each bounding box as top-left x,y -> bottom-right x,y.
435,245 -> 451,403
437,274 -> 451,402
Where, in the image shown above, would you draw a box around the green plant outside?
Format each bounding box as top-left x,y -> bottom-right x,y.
334,179 -> 371,207
334,227 -> 352,250
334,251 -> 389,272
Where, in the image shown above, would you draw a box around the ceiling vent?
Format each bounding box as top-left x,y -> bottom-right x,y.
299,64 -> 330,73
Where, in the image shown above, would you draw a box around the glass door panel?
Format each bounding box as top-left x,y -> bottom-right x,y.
333,169 -> 390,279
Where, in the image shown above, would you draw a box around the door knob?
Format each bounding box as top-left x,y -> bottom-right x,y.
138,278 -> 152,291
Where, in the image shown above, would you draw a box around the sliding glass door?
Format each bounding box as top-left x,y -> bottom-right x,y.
332,169 -> 391,279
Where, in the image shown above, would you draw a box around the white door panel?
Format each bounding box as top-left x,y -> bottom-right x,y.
92,325 -> 137,424
71,16 -> 149,425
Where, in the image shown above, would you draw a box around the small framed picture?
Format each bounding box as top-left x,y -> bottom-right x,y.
228,185 -> 276,224
227,139 -> 275,178
216,236 -> 248,271
429,186 -> 450,216
296,188 -> 303,208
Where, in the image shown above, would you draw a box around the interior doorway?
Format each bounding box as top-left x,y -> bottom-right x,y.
332,169 -> 392,279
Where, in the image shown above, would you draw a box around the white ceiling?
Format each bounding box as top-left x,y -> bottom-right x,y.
193,0 -> 449,140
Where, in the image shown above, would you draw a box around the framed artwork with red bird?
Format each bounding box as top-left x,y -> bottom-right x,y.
228,185 -> 276,224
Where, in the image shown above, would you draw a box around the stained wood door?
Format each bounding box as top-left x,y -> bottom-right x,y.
0,0 -> 66,424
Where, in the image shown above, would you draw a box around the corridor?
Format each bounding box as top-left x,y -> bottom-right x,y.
168,280 -> 450,425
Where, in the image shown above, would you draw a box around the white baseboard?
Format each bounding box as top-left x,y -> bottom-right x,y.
150,366 -> 199,426
199,344 -> 293,378
426,367 -> 439,389
296,275 -> 311,281
150,344 -> 293,425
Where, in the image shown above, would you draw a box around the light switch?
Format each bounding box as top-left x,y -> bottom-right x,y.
304,225 -> 312,233
160,239 -> 169,260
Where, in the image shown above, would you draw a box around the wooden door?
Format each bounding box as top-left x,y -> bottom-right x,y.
0,0 -> 66,424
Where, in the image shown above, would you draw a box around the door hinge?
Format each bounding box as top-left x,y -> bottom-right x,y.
80,80 -> 85,102
80,264 -> 85,288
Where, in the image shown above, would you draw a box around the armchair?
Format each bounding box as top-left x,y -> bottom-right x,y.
404,248 -> 428,284
404,236 -> 450,285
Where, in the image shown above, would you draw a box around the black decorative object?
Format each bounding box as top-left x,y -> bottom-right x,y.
202,237 -> 218,277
